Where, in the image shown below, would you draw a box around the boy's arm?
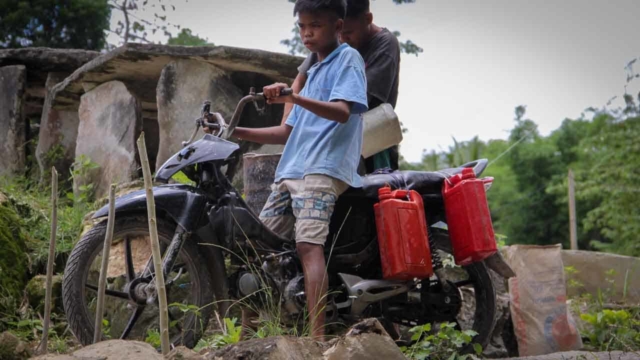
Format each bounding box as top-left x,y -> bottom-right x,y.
232,124 -> 293,145
280,73 -> 307,125
265,83 -> 352,124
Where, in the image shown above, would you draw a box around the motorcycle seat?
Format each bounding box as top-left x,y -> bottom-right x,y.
343,168 -> 464,199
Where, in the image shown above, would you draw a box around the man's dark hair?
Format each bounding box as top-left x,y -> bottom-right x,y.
346,0 -> 370,18
293,0 -> 348,20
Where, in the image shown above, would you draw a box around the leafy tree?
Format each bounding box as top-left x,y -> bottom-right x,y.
280,0 -> 423,56
167,28 -> 213,46
500,106 -> 568,246
573,104 -> 640,255
109,0 -> 184,46
0,0 -> 111,50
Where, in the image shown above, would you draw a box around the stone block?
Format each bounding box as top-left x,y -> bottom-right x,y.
562,250 -> 640,303
36,72 -> 78,181
0,65 -> 27,176
76,81 -> 142,199
156,60 -> 243,170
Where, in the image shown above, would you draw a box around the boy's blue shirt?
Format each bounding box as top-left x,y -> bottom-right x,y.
275,43 -> 368,188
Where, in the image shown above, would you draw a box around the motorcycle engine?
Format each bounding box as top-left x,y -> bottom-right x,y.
230,252 -> 307,319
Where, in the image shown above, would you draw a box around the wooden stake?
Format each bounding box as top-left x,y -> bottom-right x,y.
93,184 -> 116,343
137,132 -> 171,355
568,169 -> 578,250
37,167 -> 58,354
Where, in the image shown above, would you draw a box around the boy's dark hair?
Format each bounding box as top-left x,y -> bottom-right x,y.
346,0 -> 370,18
293,0 -> 347,20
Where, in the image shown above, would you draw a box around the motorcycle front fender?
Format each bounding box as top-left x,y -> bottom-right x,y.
92,184 -> 211,232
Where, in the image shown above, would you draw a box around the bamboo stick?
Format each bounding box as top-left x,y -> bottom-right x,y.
137,132 -> 170,355
93,184 -> 116,343
37,167 -> 58,354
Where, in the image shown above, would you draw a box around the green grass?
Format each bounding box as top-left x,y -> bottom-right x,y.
0,175 -> 94,269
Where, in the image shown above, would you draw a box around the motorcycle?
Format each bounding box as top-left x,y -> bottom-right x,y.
62,87 -> 514,350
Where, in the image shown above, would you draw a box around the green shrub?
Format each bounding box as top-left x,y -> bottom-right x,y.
401,322 -> 482,360
580,309 -> 640,351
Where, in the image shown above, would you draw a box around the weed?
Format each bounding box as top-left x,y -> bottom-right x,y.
69,154 -> 100,203
400,322 -> 483,360
566,267 -> 640,353
145,329 -> 162,348
564,266 -> 584,291
580,309 -> 640,352
194,314 -> 242,351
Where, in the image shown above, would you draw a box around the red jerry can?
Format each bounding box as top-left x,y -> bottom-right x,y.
443,168 -> 497,265
374,186 -> 434,280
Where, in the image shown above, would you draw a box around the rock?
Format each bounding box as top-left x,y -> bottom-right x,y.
25,274 -> 64,314
72,340 -> 162,359
0,204 -> 29,313
0,48 -> 99,117
206,336 -> 325,360
323,318 -> 405,360
0,48 -> 99,74
0,331 -> 30,360
0,192 -> 7,204
47,44 -> 302,114
562,250 -> 640,303
0,65 -> 27,176
166,346 -> 204,360
36,72 -> 79,183
75,80 -> 142,199
31,340 -> 162,360
507,351 -> 639,360
155,60 -> 243,169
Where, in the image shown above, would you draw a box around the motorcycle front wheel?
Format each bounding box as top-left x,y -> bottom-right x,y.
62,216 -> 214,348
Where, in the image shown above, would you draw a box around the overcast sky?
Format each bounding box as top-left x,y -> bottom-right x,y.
108,0 -> 640,163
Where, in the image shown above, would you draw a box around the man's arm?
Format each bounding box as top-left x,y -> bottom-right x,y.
265,83 -> 352,124
281,73 -> 307,125
232,124 -> 293,145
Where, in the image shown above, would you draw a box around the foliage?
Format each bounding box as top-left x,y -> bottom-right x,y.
580,309 -> 640,352
69,154 -> 101,204
145,328 -> 162,348
0,171 -> 94,270
167,28 -> 213,46
565,266 -> 640,352
0,0 -> 111,50
0,204 -> 29,316
281,0 -> 423,56
400,322 -> 482,360
194,316 -> 242,351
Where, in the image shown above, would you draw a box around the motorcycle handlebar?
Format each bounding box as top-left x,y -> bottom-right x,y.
182,87 -> 293,147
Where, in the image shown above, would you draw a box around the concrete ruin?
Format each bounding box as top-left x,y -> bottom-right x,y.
0,44 -> 301,197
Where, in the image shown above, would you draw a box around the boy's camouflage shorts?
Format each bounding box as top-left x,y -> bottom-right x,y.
259,174 -> 349,246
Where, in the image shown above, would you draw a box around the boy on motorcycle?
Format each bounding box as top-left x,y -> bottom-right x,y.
284,0 -> 401,173
231,0 -> 368,340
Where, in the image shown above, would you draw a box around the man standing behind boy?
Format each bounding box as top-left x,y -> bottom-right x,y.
284,0 -> 401,173
230,0 -> 368,340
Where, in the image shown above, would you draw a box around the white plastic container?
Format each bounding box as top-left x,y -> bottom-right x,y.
361,103 -> 403,159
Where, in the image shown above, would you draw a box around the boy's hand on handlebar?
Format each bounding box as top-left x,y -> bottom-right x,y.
264,83 -> 294,104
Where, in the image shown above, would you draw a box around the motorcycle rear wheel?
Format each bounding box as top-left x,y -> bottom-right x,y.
383,229 -> 497,351
62,216 -> 214,348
